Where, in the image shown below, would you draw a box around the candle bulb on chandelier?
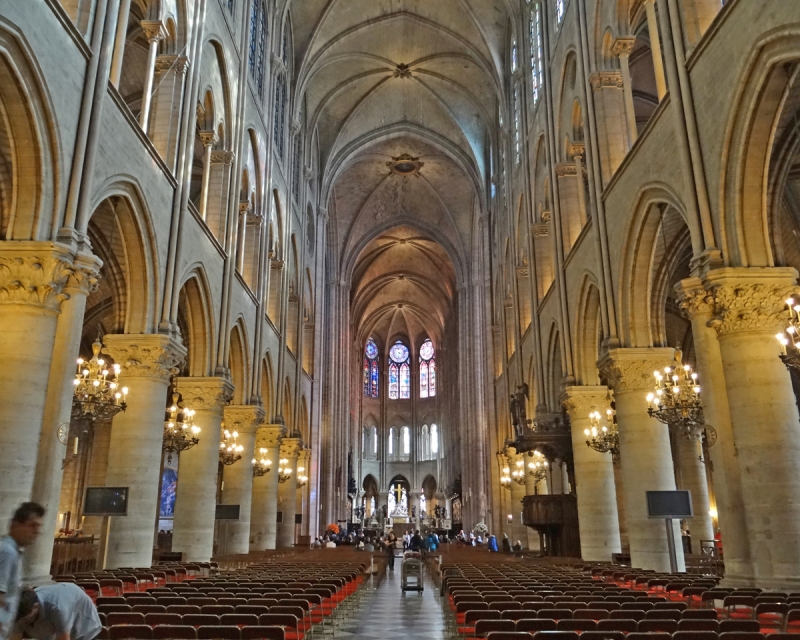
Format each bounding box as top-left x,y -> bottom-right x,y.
73,437 -> 78,455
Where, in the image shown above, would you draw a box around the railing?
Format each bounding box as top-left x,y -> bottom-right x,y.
50,537 -> 98,576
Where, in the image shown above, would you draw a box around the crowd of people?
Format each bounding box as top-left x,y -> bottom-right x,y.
0,502 -> 103,640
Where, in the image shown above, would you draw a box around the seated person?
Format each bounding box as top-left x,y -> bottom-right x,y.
15,584 -> 101,640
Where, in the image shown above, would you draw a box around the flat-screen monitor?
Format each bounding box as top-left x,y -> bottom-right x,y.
84,487 -> 128,516
215,504 -> 240,520
646,490 -> 693,518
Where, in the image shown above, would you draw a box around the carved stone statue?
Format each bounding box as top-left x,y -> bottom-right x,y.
510,394 -> 521,437
516,383 -> 530,435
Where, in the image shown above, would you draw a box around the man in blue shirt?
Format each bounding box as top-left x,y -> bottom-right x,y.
16,584 -> 102,640
0,502 -> 45,640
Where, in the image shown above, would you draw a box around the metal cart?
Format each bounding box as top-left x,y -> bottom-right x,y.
401,551 -> 424,593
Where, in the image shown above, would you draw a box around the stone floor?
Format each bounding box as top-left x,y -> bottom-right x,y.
336,555 -> 449,639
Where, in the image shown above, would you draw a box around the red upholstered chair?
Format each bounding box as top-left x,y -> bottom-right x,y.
622,603 -> 654,611
538,610 -> 573,622
109,625 -> 154,640
155,597 -> 188,606
610,610 -> 646,621
683,609 -> 719,620
517,620 -> 558,633
188,599 -> 218,607
460,610 -> 502,637
201,606 -> 236,616
645,609 -> 683,621
678,619 -> 720,632
99,598 -> 128,607
597,619 -> 637,634
721,620 -> 761,633
574,610 -> 609,621
673,632 -> 719,640
581,633 -> 625,640
144,613 -> 182,628
107,613 -> 147,627
718,633 -> 765,640
152,626 -> 197,640
476,620 -> 516,639
219,615 -> 260,630
101,579 -> 125,597
132,606 -> 167,615
258,614 -> 303,640
725,597 -> 757,620
239,627 -> 285,640
655,601 -> 688,611
182,615 -> 220,629
755,603 -> 788,632
625,633 -> 672,640
557,619 -> 596,633
532,631 -> 580,640
485,633 -> 534,640
196,627 -> 241,640
638,619 -> 679,634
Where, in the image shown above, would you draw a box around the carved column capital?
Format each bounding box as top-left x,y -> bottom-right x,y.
210,150 -> 235,165
612,37 -> 636,57
589,71 -> 624,90
298,448 -> 311,467
531,223 -> 549,237
556,163 -> 577,178
224,405 -> 266,434
140,20 -> 167,43
279,437 -> 302,459
674,276 -> 715,320
569,142 -> 586,161
176,376 -> 234,412
702,267 -> 798,336
256,424 -> 286,448
560,385 -> 612,421
597,347 -> 674,393
0,242 -> 93,312
516,266 -> 529,279
198,130 -> 218,147
103,334 -> 186,383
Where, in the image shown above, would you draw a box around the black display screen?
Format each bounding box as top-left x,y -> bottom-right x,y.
84,487 -> 128,516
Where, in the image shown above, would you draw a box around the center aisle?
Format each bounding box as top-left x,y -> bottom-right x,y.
338,557 -> 448,639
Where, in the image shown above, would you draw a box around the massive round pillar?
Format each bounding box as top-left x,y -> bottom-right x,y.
249,425 -> 284,550
599,347 -> 685,572
562,386 -> 622,561
217,405 -> 263,555
103,334 -> 185,569
171,377 -> 234,562
705,267 -> 800,588
276,437 -> 301,548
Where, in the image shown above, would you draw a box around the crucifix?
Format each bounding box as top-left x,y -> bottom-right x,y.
392,484 -> 405,506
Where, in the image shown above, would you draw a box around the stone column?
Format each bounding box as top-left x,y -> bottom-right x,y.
217,405 -> 263,555
249,424 -> 284,550
599,347 -> 685,572
296,449 -> 311,537
674,432 -> 714,545
675,276 -> 753,584
562,386 -> 622,561
703,267 -> 800,588
102,334 -> 186,569
0,243 -> 79,520
198,131 -> 218,222
277,438 -> 301,548
26,252 -> 101,583
109,0 -> 133,87
644,0 -> 667,100
138,21 -> 166,133
171,377 -> 234,562
612,37 -> 638,146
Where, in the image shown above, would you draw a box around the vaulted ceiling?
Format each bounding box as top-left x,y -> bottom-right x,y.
292,0 -> 510,342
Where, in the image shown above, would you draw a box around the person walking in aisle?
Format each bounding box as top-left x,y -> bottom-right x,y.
0,503 -> 45,640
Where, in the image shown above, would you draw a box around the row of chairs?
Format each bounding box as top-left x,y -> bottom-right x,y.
481,632 -> 799,640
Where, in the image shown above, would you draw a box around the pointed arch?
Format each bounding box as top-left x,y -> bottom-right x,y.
576,274 -> 603,385
176,265 -> 216,377
228,319 -> 250,404
261,352 -> 274,419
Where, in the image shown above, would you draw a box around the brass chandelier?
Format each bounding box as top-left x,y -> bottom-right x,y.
219,427 -> 243,465
646,348 -> 703,433
501,449 -> 548,489
277,458 -> 293,483
296,464 -> 308,488
252,448 -> 272,477
162,385 -> 198,464
777,297 -> 800,372
585,397 -> 619,462
72,338 -> 128,422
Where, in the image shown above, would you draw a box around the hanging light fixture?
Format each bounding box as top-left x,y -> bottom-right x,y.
72,337 -> 128,422
646,348 -> 703,433
277,458 -> 293,483
510,458 -> 526,486
252,448 -> 272,477
162,385 -> 199,464
777,297 -> 800,371
585,397 -> 620,462
526,449 -> 549,482
500,465 -> 512,490
296,465 -> 308,488
219,426 -> 243,465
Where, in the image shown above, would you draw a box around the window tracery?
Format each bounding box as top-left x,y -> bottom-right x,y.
363,338 -> 379,398
530,3 -> 543,104
388,341 -> 410,400
419,339 -> 436,398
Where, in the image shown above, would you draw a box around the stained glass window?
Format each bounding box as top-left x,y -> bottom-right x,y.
514,85 -> 521,164
431,424 -> 439,454
389,341 -> 410,400
402,426 -> 410,456
248,0 -> 259,78
556,0 -> 565,23
530,3 -> 543,103
364,339 -> 379,398
389,363 -> 399,400
511,41 -> 518,73
256,5 -> 268,97
419,339 -> 436,398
